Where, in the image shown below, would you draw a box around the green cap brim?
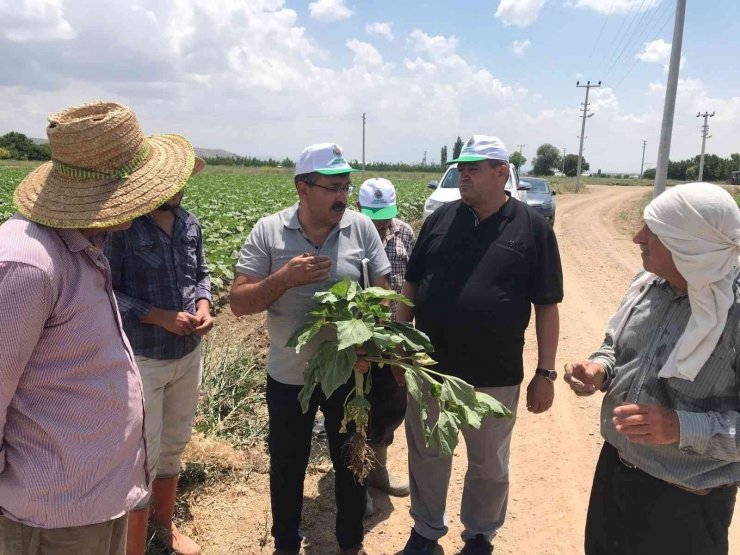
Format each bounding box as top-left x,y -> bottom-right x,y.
361,205 -> 398,220
316,167 -> 360,175
446,154 -> 489,165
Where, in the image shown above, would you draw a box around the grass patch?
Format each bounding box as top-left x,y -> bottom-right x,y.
194,331 -> 268,447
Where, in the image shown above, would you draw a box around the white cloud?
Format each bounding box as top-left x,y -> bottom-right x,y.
566,0 -> 661,15
495,0 -> 545,28
365,21 -> 393,40
408,29 -> 457,58
511,39 -> 531,56
1,0 -> 737,174
0,0 -> 75,41
637,39 -> 671,64
308,0 -> 353,22
346,39 -> 383,66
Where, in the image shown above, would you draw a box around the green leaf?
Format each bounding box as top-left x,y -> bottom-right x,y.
314,291 -> 339,304
328,277 -> 353,299
336,319 -> 374,350
474,391 -> 513,419
286,318 -> 323,352
315,342 -> 356,400
427,409 -> 460,455
440,375 -> 477,406
363,287 -> 414,306
404,367 -> 425,404
385,322 -> 434,352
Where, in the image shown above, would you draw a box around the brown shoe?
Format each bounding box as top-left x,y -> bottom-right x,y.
161,522 -> 201,555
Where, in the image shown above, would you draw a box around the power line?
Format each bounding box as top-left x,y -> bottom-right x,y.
586,0 -> 618,71
611,5 -> 676,91
597,0 -> 648,77
602,0 -> 657,82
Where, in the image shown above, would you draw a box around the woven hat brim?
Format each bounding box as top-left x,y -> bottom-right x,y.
14,134 -> 195,229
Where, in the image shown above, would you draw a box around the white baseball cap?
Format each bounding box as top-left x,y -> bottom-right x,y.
447,134 -> 509,164
359,177 -> 398,220
295,142 -> 359,176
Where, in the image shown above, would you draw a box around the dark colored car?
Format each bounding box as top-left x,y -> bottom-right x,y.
520,177 -> 556,224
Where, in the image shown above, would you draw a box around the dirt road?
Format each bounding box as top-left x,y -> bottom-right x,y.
189,185 -> 740,554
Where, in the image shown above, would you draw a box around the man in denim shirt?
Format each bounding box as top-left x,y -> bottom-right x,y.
105,159 -> 212,555
565,183 -> 740,555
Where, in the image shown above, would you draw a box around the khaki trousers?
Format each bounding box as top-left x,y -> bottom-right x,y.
0,515 -> 127,555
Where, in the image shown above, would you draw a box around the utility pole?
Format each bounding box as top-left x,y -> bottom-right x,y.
653,0 -> 686,197
697,111 -> 715,182
361,112 -> 366,172
575,80 -> 600,192
517,144 -> 525,155
562,147 -> 567,173
640,140 -> 647,179
422,150 -> 427,168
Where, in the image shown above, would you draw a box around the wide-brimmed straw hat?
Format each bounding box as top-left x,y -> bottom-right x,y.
14,101 -> 196,228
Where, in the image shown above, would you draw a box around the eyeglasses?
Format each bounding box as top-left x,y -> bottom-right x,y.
309,182 -> 354,195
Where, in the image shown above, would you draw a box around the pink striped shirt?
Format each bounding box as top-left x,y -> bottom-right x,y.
0,214 -> 148,528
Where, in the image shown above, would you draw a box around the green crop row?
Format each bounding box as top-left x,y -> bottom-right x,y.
0,167 -> 432,300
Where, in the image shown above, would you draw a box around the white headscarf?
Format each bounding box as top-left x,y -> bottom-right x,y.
606,182 -> 740,381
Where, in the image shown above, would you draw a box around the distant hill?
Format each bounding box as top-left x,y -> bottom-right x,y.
194,147 -> 240,159
28,138 -> 239,159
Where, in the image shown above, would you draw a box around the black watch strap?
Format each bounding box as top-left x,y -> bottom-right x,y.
536,367 -> 557,381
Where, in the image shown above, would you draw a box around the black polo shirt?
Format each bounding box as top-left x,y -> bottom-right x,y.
405,197 -> 563,387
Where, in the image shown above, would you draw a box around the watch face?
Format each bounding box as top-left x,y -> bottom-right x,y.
538,368 -> 557,381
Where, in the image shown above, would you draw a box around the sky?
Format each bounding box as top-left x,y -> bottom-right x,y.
0,0 -> 738,173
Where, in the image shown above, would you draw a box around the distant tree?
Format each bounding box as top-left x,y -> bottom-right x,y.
563,153 -> 589,177
440,145 -> 448,166
686,164 -> 698,181
531,143 -> 561,176
452,136 -> 464,160
0,146 -> 11,160
509,151 -> 526,170
0,132 -> 50,161
280,157 -> 294,168
643,168 -> 656,179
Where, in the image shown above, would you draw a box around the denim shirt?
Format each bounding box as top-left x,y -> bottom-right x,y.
105,207 -> 212,360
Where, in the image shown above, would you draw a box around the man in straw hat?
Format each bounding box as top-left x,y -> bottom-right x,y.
105,158 -> 210,555
397,135 -> 563,555
0,100 -> 198,554
356,177 -> 414,510
565,182 -> 740,555
230,143 -> 392,555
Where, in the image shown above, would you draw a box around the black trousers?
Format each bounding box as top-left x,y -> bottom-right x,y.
266,375 -> 366,550
586,442 -> 737,555
367,363 -> 408,446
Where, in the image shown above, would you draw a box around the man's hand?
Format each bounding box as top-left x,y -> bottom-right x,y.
194,304 -> 214,337
526,374 -> 554,413
564,361 -> 607,396
612,403 -> 680,445
159,310 -> 199,336
278,253 -> 332,288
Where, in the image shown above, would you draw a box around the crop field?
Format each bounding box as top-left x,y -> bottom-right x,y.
0,166 -> 433,300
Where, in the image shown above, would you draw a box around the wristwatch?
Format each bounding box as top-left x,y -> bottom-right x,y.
535,368 -> 557,382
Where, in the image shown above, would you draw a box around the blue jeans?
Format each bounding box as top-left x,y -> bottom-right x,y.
266,375 -> 366,550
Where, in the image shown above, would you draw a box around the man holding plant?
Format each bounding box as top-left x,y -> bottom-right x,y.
230,143 -> 391,555
397,135 -> 563,555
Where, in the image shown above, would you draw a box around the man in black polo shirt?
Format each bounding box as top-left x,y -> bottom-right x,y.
399,135 -> 563,555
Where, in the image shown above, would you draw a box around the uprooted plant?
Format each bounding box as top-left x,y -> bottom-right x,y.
287,277 -> 512,482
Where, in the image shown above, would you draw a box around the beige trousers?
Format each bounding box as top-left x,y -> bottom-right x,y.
0,515 -> 127,555
135,344 -> 202,508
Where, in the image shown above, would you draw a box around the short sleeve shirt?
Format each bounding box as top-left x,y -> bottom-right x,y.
405,197 -> 563,387
236,203 -> 391,385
